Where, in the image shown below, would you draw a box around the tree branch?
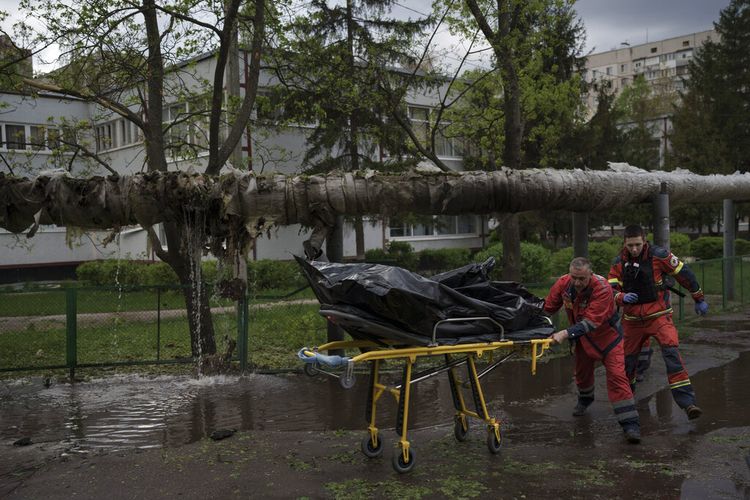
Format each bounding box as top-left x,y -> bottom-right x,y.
146,225 -> 171,263
22,79 -> 145,129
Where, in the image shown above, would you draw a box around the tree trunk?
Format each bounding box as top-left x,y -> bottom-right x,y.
164,219 -> 217,361
354,216 -> 365,258
500,214 -> 521,281
177,266 -> 217,358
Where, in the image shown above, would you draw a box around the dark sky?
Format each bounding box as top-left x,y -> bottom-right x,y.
0,0 -> 734,70
575,0 -> 730,53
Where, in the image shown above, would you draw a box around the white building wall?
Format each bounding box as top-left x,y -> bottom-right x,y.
1,51 -> 487,279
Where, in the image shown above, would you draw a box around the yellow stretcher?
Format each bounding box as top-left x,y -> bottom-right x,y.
298,309 -> 553,474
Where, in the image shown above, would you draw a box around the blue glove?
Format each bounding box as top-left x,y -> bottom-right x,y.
622,292 -> 639,304
695,300 -> 709,316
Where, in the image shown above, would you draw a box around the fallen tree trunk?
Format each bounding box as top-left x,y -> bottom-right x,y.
2,163 -> 750,256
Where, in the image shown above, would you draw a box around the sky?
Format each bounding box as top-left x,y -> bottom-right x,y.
0,0 -> 733,71
575,0 -> 730,54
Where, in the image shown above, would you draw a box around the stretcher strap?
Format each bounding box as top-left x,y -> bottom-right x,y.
297,347 -> 350,367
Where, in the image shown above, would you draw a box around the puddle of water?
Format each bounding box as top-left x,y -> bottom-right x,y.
0,358 -> 574,452
1,350 -> 748,460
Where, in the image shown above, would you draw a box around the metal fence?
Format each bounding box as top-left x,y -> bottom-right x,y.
0,283 -> 324,376
0,256 -> 747,376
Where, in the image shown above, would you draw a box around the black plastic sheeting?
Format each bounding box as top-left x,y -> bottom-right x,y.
295,256 -> 554,345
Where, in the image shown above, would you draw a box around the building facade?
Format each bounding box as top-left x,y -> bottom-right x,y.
582,30 -> 717,167
0,51 -> 486,282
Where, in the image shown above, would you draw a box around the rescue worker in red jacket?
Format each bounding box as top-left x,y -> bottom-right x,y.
545,257 -> 641,443
608,224 -> 708,420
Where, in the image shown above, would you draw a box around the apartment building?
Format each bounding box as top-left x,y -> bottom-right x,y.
0,50 -> 485,282
583,29 -> 716,111
581,30 -> 717,167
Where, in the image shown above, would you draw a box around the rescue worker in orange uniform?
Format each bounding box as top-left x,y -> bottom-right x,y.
608,225 -> 708,420
545,257 -> 641,443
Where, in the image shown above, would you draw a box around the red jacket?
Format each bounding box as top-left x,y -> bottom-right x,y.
608,242 -> 703,321
545,273 -> 622,360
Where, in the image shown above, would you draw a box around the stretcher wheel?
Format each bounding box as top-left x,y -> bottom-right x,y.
340,373 -> 356,389
303,363 -> 319,377
361,435 -> 384,458
453,415 -> 469,442
486,427 -> 502,454
392,448 -> 415,474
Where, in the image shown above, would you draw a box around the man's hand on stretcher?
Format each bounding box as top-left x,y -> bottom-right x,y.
548,329 -> 569,344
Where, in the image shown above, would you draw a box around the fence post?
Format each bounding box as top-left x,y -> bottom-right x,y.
156,287 -> 162,361
238,290 -> 248,372
66,288 -> 77,380
723,199 -> 735,302
722,259 -> 727,311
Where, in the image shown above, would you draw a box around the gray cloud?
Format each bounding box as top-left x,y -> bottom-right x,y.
575,0 -> 730,53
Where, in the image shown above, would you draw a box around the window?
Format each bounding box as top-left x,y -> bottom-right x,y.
256,89 -> 285,123
6,124 -> 26,149
30,126 -> 46,150
605,66 -> 612,76
96,123 -> 114,151
162,96 -> 218,157
682,40 -> 690,47
650,47 -> 657,53
0,124 -> 68,151
407,106 -> 466,158
47,128 -> 61,149
620,63 -> 627,73
389,215 -> 478,238
408,106 -> 430,146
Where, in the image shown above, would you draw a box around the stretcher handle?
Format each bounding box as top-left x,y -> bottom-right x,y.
430,317 -> 505,346
297,347 -> 350,367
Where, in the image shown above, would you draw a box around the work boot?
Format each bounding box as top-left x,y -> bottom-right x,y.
572,402 -> 589,417
623,427 -> 641,444
685,404 -> 703,420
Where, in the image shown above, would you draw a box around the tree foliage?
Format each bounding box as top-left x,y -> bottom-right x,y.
669,1 -> 750,232
671,0 -> 750,176
271,0 -> 428,172
6,0 -> 271,365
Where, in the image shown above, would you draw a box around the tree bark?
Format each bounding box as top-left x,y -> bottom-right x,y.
3,166 -> 750,253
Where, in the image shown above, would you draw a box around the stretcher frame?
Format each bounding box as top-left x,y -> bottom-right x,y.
299,311 -> 553,474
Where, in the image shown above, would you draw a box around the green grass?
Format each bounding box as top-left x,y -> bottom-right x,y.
0,286 -> 315,317
0,301 -> 329,372
1,257 -> 748,374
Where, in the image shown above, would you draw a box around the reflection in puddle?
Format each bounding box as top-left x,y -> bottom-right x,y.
1,351 -> 748,458
0,358 -> 574,452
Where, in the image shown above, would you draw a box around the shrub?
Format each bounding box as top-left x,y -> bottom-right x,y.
247,259 -> 306,290
736,238 -> 750,256
550,241 -> 620,279
588,241 -> 620,276
550,247 -> 574,277
690,236 -> 723,260
473,242 -> 552,283
141,262 -> 179,286
520,242 -> 553,283
365,241 -> 417,269
201,260 -> 218,284
77,259 -> 227,287
667,232 -> 691,258
473,243 -> 503,278
76,259 -> 141,286
418,248 -> 471,273
645,231 -> 691,257
387,241 -> 418,270
364,248 -> 391,263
